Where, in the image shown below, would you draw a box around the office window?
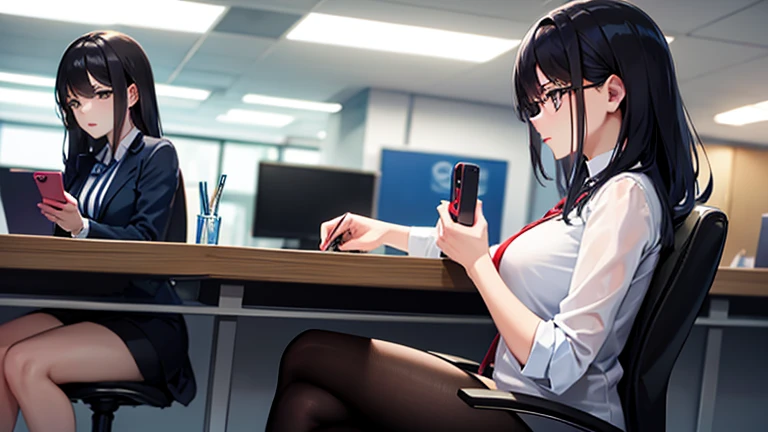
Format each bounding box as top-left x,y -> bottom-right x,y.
220,142 -> 279,194
282,147 -> 321,165
168,135 -> 222,243
168,135 -> 221,187
216,142 -> 279,246
0,123 -> 65,170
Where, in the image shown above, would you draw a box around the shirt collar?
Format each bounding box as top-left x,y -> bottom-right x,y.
97,127 -> 140,165
585,150 -> 614,178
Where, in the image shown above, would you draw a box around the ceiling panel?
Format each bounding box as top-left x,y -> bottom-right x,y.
631,0 -> 761,35
417,51 -> 517,106
670,36 -> 768,81
0,14 -> 98,43
251,38 -> 476,93
173,69 -> 240,89
213,7 -> 303,38
370,0 -> 562,23
197,0 -> 323,13
316,0 -> 531,38
195,33 -> 275,58
692,0 -> 768,47
184,53 -> 261,74
680,54 -> 768,145
0,54 -> 59,78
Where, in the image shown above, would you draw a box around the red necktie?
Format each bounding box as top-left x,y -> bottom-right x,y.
477,195 -> 579,376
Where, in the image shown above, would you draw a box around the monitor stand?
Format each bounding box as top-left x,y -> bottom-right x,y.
282,238 -> 320,251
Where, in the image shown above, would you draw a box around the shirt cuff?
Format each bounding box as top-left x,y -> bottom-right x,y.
72,218 -> 90,238
521,320 -> 555,379
407,226 -> 442,258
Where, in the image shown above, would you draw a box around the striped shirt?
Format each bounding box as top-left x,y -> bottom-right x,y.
74,127 -> 140,237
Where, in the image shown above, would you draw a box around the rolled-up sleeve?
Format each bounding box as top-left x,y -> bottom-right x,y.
520,177 -> 657,395
408,226 -> 442,258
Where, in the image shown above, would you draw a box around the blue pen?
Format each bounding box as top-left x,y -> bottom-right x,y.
198,181 -> 206,215
201,181 -> 211,215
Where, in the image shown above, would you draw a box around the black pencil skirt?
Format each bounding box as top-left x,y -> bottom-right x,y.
35,307 -> 197,406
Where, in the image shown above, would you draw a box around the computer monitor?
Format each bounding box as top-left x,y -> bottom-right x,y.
252,162 -> 377,249
756,214 -> 768,268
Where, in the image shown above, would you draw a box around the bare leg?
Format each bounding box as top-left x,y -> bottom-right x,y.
266,329 -> 530,432
0,313 -> 63,432
4,322 -> 144,432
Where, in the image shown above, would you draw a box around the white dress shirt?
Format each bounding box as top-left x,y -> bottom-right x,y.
74,127 -> 140,238
408,150 -> 663,430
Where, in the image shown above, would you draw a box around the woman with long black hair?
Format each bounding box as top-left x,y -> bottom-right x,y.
265,1 -> 711,431
0,31 -> 195,432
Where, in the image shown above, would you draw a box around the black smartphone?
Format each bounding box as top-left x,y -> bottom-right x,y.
449,162 -> 480,226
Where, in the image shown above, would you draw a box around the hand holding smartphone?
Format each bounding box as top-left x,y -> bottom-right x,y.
448,162 -> 480,226
33,171 -> 67,208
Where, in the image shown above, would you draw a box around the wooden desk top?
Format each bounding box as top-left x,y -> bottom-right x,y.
710,267 -> 768,297
0,234 -> 474,292
1,234 -> 766,296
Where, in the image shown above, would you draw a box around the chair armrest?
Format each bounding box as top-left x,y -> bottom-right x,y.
428,351 -> 480,374
458,388 -> 623,432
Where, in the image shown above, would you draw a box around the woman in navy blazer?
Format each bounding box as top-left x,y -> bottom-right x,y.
0,31 -> 195,432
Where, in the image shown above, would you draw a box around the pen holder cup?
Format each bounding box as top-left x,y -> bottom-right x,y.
195,214 -> 221,245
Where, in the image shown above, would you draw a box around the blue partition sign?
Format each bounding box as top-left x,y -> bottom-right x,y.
377,149 -> 508,245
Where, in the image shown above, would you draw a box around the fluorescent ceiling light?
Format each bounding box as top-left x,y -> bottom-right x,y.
155,84 -> 210,101
0,71 -> 55,87
0,0 -> 225,33
317,130 -> 327,139
286,13 -> 520,63
242,94 -> 342,113
665,36 -> 675,44
0,87 -> 54,109
714,101 -> 768,126
0,71 -> 210,101
216,109 -> 294,128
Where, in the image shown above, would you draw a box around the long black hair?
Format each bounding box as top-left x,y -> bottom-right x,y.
512,0 -> 712,249
55,31 -> 162,172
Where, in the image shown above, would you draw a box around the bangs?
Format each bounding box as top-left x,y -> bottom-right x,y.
58,40 -> 112,100
513,22 -> 572,120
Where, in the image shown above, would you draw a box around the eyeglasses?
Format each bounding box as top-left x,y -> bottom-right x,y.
524,81 -> 605,119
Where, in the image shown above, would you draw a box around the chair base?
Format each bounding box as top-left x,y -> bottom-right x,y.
87,398 -> 120,432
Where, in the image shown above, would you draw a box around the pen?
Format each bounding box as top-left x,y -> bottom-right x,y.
210,174 -> 227,216
201,181 -> 210,215
198,181 -> 206,215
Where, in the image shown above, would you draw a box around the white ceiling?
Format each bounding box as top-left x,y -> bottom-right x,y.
0,0 -> 766,146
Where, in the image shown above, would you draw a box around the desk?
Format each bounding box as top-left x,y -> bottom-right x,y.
0,234 -> 483,432
1,235 -> 767,432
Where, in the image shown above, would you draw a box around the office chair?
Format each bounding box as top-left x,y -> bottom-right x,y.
448,205 -> 728,432
61,172 -> 188,432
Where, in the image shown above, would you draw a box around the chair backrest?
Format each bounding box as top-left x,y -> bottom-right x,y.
163,170 -> 187,243
618,205 -> 728,432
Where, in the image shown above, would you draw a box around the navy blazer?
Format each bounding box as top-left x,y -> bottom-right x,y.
55,132 -> 181,242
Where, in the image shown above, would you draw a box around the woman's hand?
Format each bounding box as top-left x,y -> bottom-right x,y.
38,192 -> 85,235
319,213 -> 406,252
435,200 -> 489,270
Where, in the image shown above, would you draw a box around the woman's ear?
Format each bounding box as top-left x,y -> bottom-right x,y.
604,74 -> 626,113
127,83 -> 140,108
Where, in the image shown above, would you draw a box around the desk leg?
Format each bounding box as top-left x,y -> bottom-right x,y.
696,298 -> 729,432
204,284 -> 244,432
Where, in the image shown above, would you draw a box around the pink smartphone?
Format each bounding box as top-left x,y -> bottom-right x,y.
33,171 -> 67,206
